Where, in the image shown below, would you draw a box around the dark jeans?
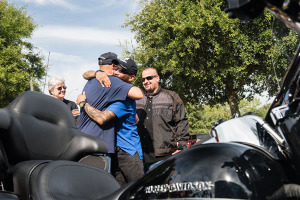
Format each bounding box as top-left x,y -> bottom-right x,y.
112,147 -> 144,186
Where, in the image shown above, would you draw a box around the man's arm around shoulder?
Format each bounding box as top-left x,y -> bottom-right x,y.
83,70 -> 97,80
128,86 -> 143,100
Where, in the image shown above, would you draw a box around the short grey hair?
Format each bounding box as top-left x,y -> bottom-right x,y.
48,76 -> 65,94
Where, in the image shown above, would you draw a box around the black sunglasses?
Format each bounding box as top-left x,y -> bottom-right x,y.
57,86 -> 67,91
114,66 -> 131,75
141,75 -> 157,82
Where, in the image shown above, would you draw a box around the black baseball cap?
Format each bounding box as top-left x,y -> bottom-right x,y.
98,52 -> 119,65
118,58 -> 138,76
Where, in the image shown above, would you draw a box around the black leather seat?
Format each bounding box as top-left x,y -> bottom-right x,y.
0,91 -> 107,164
14,160 -> 120,200
0,91 -> 108,191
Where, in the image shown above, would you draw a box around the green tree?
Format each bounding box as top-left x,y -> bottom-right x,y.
238,98 -> 270,119
125,0 -> 299,115
186,102 -> 231,134
186,97 -> 270,134
0,0 -> 45,107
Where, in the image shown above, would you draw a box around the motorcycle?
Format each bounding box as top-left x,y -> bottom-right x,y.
0,0 -> 300,199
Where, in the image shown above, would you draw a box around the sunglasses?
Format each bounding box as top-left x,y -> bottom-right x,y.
114,66 -> 131,75
141,75 -> 157,82
57,86 -> 67,91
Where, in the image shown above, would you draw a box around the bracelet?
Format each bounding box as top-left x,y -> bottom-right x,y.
79,100 -> 87,108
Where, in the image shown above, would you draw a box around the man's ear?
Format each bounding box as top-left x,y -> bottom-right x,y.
129,75 -> 135,82
157,75 -> 160,81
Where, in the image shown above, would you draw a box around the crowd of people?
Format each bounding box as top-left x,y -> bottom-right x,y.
49,52 -> 190,186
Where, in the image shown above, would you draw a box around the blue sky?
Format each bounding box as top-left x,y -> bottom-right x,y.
9,0 -> 139,102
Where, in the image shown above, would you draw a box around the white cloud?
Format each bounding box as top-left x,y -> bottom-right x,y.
21,0 -> 85,11
40,50 -> 97,102
94,0 -> 139,10
48,52 -> 86,65
32,25 -> 135,46
20,0 -> 139,12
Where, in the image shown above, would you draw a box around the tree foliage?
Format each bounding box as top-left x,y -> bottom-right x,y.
186,97 -> 270,134
125,0 -> 299,115
0,0 -> 45,107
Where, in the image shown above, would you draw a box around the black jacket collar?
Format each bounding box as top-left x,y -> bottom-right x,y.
145,86 -> 162,97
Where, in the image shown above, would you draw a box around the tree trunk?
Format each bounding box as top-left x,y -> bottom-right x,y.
227,90 -> 241,117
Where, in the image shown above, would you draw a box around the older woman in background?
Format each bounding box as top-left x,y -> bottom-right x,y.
48,76 -> 80,123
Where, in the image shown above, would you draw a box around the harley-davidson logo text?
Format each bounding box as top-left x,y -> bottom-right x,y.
145,181 -> 214,194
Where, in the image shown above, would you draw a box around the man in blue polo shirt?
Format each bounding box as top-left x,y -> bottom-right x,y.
77,53 -> 143,173
77,58 -> 144,185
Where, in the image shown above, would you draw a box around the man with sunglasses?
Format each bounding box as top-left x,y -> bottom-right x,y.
76,52 -> 143,173
136,67 -> 190,172
77,58 -> 144,185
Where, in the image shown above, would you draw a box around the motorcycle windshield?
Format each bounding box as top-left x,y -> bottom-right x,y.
206,117 -> 260,145
205,115 -> 284,159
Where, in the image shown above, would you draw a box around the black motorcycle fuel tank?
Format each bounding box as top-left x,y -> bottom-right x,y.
125,143 -> 289,199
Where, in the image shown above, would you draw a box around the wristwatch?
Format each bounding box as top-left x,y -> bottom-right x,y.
79,100 -> 87,108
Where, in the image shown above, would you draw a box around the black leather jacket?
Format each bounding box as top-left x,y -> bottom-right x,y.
136,87 -> 190,163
